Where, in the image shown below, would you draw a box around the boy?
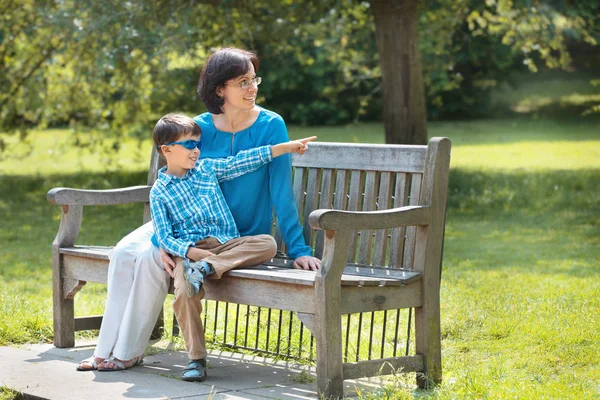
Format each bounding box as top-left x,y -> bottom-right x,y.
149,113 -> 315,382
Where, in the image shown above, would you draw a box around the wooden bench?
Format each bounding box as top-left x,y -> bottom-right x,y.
47,137 -> 451,398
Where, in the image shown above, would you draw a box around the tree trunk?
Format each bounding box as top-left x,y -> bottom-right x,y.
371,0 -> 427,145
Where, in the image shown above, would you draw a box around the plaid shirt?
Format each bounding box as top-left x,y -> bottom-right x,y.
150,145 -> 272,258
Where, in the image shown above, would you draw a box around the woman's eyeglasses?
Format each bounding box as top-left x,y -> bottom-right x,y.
157,140 -> 203,150
227,77 -> 262,90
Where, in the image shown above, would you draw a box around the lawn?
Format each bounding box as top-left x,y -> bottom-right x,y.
1,114 -> 599,398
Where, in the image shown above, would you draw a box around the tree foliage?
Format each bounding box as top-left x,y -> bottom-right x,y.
1,0 -> 598,147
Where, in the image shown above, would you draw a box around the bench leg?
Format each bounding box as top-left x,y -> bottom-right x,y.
52,254 -> 75,347
53,292 -> 75,348
415,304 -> 442,388
314,286 -> 344,398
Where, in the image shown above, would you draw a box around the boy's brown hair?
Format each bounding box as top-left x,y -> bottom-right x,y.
153,113 -> 202,153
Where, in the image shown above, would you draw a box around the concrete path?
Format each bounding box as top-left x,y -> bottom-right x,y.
0,341 -> 383,399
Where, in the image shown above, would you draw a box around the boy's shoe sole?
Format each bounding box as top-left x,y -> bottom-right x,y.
183,270 -> 203,297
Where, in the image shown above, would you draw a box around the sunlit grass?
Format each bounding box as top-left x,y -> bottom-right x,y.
2,118 -> 598,176
1,115 -> 599,398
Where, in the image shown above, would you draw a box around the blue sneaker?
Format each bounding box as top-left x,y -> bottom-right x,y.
183,260 -> 214,297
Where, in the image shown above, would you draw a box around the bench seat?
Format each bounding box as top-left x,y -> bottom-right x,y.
59,245 -> 421,287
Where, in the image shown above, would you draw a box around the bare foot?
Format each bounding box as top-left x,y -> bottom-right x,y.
97,355 -> 144,371
77,356 -> 105,371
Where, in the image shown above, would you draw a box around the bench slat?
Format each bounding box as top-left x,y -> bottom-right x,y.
59,246 -> 421,287
292,142 -> 428,173
314,168 -> 334,259
347,170 -> 363,262
389,173 -> 408,267
303,168 -> 319,247
402,173 -> 422,269
357,171 -> 377,265
373,172 -> 392,266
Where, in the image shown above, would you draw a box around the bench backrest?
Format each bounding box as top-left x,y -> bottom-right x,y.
144,141 -> 438,271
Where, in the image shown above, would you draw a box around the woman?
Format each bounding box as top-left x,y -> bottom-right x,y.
77,47 -> 321,373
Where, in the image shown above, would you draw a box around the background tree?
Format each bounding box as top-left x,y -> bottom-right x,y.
1,0 -> 598,151
371,0 -> 428,144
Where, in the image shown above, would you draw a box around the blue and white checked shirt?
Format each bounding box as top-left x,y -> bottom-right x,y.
150,145 -> 272,258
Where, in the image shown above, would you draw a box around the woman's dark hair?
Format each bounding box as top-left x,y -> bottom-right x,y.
197,47 -> 260,114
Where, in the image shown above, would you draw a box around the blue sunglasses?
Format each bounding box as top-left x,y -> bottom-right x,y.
158,139 -> 203,150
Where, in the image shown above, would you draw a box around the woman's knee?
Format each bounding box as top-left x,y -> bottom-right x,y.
109,239 -> 141,264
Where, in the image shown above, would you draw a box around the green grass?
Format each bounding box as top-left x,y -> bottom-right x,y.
0,387 -> 22,400
491,70 -> 600,117
1,113 -> 599,398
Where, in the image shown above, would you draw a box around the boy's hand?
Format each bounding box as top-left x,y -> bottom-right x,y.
289,136 -> 317,155
159,248 -> 176,278
187,247 -> 215,262
271,136 -> 317,158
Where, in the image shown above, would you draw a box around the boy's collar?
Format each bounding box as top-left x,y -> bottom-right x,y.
157,165 -> 196,184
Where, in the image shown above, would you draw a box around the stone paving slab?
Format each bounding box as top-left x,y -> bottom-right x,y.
0,341 -> 382,399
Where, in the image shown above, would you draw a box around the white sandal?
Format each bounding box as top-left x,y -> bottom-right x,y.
76,356 -> 103,371
97,355 -> 144,372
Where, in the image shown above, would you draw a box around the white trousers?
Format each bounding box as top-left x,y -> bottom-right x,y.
94,221 -> 170,360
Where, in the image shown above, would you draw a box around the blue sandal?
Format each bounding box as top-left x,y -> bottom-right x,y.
181,358 -> 207,382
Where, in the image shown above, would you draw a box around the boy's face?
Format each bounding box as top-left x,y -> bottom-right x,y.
161,132 -> 201,177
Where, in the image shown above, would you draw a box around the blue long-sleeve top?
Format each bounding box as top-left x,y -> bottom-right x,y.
151,108 -> 312,260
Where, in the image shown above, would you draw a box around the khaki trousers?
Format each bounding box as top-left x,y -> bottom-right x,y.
172,234 -> 277,360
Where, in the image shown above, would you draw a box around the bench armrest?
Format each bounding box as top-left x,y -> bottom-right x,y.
308,205 -> 430,231
47,186 -> 151,206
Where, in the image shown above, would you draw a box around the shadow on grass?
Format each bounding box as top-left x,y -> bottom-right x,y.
444,168 -> 600,278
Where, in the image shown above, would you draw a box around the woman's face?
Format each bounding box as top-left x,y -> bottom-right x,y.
218,62 -> 259,112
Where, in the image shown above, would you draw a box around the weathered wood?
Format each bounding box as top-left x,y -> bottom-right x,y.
343,355 -> 424,380
63,255 -> 110,284
296,312 -> 316,334
293,167 -> 307,219
144,148 -> 163,223
60,246 -> 112,260
333,169 -> 348,211
203,278 -> 315,314
341,265 -> 421,285
303,168 -> 319,246
59,249 -> 419,287
372,172 -> 392,266
389,173 -> 409,267
309,205 -> 430,231
314,228 -> 351,398
347,170 -> 364,262
357,171 -> 378,265
47,186 -> 151,206
52,204 -> 83,348
63,278 -> 86,300
340,283 -> 422,314
413,138 -> 450,387
292,143 -> 428,173
402,173 -> 422,269
314,168 -> 334,259
74,315 -> 103,331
